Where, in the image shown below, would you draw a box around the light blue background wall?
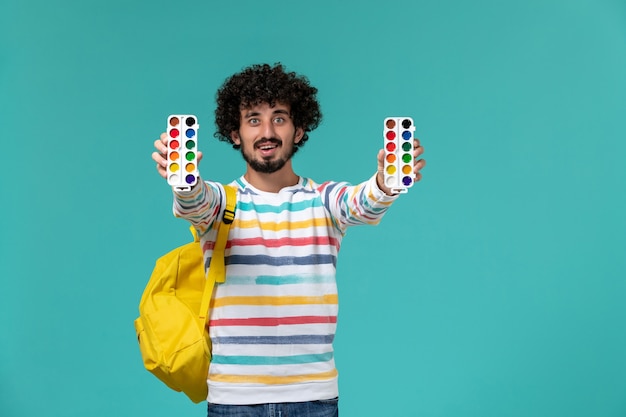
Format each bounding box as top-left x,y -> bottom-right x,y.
1,0 -> 625,416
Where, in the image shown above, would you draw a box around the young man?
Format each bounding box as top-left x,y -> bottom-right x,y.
152,63 -> 425,417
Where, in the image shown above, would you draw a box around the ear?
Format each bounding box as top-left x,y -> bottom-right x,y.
294,127 -> 304,144
230,131 -> 241,146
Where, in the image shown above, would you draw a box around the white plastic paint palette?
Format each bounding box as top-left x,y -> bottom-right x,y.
166,114 -> 199,191
383,117 -> 415,193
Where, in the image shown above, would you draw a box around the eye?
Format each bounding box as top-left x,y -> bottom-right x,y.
248,118 -> 260,125
274,117 -> 286,124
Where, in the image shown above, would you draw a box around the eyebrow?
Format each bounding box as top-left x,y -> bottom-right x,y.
243,108 -> 291,119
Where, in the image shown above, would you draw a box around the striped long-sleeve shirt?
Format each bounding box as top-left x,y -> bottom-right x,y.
173,174 -> 397,405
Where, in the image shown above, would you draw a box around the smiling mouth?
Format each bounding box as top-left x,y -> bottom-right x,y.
258,143 -> 278,150
255,139 -> 281,154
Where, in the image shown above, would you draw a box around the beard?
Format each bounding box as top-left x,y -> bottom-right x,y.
240,135 -> 297,174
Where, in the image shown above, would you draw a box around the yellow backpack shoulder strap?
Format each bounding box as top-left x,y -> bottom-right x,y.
199,185 -> 236,323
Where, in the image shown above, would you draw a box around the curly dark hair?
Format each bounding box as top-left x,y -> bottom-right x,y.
214,63 -> 322,151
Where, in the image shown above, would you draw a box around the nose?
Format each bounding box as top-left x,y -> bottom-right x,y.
261,120 -> 276,139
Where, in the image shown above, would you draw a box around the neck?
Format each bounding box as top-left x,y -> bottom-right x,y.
243,160 -> 299,193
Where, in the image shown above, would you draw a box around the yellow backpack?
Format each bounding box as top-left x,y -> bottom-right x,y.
134,185 -> 236,403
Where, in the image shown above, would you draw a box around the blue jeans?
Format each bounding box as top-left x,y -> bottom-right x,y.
207,398 -> 339,417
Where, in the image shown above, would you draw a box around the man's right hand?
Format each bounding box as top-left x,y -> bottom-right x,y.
152,132 -> 203,180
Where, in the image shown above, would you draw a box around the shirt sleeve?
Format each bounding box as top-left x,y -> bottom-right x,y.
317,174 -> 399,234
172,179 -> 225,237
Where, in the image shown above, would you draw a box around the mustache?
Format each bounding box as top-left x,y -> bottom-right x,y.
254,137 -> 282,148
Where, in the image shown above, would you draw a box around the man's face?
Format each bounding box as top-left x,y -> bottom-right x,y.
231,102 -> 303,174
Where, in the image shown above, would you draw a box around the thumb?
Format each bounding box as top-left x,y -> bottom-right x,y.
376,149 -> 385,173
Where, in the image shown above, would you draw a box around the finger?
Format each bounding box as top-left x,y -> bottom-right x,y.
155,161 -> 167,179
376,149 -> 385,171
413,139 -> 424,158
152,151 -> 167,168
159,132 -> 168,148
413,159 -> 426,174
154,138 -> 167,156
153,133 -> 170,180
375,149 -> 393,195
197,151 -> 203,164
